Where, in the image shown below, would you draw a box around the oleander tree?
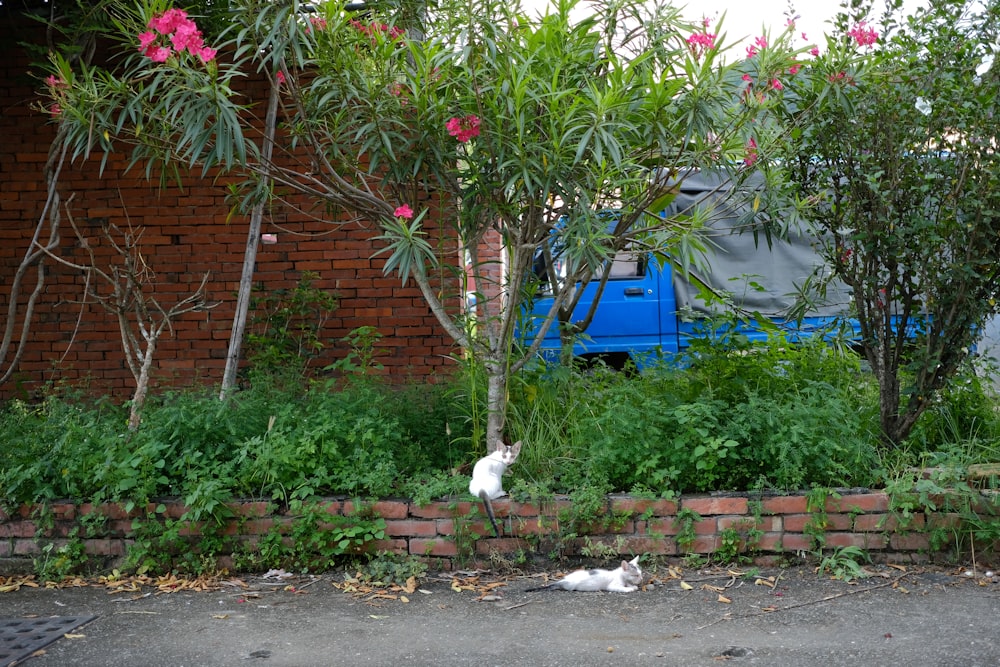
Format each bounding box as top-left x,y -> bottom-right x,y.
43,0 -> 803,449
773,0 -> 1000,447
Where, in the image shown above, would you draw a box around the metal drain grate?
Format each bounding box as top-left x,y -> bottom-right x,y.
0,615 -> 95,665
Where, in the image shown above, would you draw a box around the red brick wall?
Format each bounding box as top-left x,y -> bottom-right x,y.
0,491 -> 966,572
0,16 -> 459,399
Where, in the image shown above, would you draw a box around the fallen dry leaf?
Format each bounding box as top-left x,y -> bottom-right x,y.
0,576 -> 40,593
717,594 -> 731,604
680,581 -> 694,591
365,592 -> 399,602
63,633 -> 86,639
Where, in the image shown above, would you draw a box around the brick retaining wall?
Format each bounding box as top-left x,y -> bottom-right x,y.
0,490 -> 971,573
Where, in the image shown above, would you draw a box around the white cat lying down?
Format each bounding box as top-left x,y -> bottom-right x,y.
526,556 -> 642,593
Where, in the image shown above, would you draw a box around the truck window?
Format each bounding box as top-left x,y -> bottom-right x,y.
606,250 -> 645,279
532,248 -> 646,289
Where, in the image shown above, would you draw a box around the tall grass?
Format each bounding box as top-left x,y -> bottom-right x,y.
2,335 -> 998,512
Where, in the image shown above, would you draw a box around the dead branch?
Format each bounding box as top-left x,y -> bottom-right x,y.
37,202 -> 215,429
694,572 -> 911,631
0,138 -> 67,387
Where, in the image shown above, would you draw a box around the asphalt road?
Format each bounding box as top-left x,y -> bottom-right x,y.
0,564 -> 997,667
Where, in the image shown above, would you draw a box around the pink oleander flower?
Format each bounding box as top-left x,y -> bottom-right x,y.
148,8 -> 189,34
746,35 -> 768,58
148,45 -> 172,63
789,64 -> 801,76
742,73 -> 753,83
744,137 -> 759,167
848,20 -> 878,47
446,115 -> 481,143
801,32 -> 808,41
394,204 -> 414,219
44,74 -> 67,90
389,82 -> 409,106
49,103 -> 62,116
686,31 -> 716,58
170,22 -> 208,56
771,78 -> 783,90
310,16 -> 328,31
196,46 -> 217,62
350,19 -> 406,45
275,70 -> 286,85
829,71 -> 847,83
810,46 -> 820,57
139,10 -> 216,64
138,30 -> 157,51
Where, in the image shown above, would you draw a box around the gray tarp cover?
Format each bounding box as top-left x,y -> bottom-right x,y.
664,170 -> 851,318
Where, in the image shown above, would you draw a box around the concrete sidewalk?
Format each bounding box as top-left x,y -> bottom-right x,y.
0,564 -> 997,666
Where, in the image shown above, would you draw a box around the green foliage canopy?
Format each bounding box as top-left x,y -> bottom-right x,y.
773,0 -> 1000,446
41,0 -> 805,448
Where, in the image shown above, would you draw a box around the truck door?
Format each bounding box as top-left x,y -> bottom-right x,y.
571,248 -> 661,358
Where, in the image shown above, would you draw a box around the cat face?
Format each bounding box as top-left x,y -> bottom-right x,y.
621,556 -> 642,585
499,440 -> 522,465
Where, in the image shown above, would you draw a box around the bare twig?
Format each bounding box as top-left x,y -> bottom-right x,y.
0,137 -> 67,386
695,572 -> 911,631
38,204 -> 215,429
503,600 -> 532,611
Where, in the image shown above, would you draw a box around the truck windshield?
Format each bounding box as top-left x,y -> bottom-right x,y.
534,245 -> 645,294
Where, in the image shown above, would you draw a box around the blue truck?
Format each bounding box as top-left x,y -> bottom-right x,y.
522,170 -> 857,368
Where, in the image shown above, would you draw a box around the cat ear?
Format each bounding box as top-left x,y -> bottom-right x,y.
620,560 -> 629,570
510,440 -> 523,455
629,555 -> 640,566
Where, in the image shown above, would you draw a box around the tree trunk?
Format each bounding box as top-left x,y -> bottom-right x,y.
870,330 -> 904,447
220,80 -> 280,399
129,336 -> 156,431
484,358 -> 508,449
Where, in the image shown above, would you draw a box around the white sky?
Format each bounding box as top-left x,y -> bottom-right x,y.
523,0 -> 929,56
680,0 -> 927,51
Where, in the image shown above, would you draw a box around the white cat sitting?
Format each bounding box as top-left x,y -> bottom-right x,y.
526,556 -> 643,593
468,439 -> 522,537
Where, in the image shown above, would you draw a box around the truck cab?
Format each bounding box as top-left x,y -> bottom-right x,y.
521,171 -> 855,368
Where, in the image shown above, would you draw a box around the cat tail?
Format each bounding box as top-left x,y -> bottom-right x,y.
479,490 -> 502,537
524,582 -> 557,592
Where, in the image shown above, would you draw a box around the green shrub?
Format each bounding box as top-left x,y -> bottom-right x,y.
2,325 -> 999,520
244,271 -> 339,383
